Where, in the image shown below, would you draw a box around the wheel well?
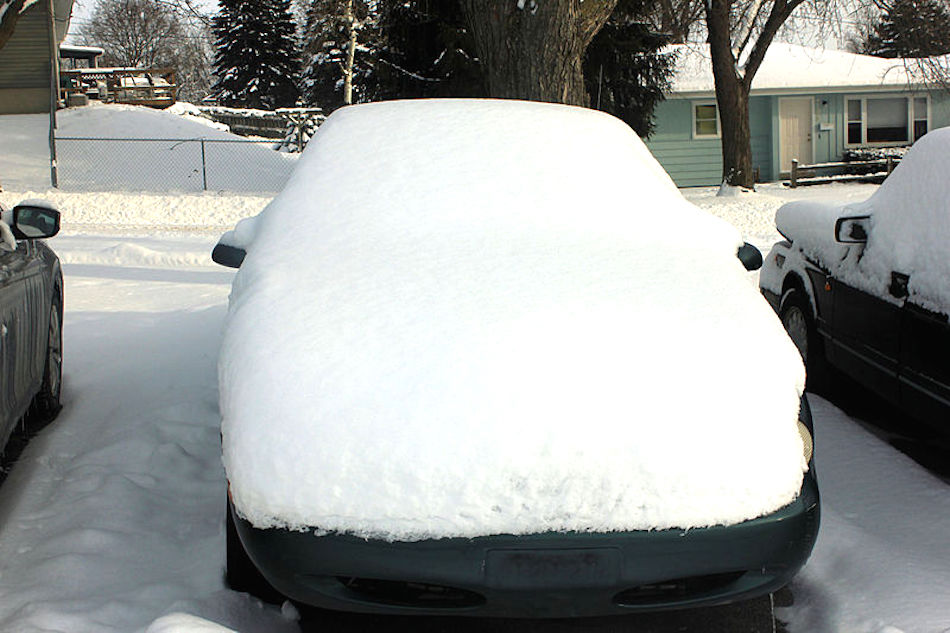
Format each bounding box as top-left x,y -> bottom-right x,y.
780,274 -> 814,317
781,273 -> 807,300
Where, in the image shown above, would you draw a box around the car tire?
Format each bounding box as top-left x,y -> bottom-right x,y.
28,294 -> 63,423
226,501 -> 285,604
779,289 -> 828,392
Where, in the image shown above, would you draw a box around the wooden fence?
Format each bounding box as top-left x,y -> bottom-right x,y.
788,157 -> 899,188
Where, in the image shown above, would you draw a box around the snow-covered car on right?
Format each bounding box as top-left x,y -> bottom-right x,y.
760,128 -> 950,425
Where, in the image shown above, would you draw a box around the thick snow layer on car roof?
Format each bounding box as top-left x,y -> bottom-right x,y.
774,128 -> 950,315
848,128 -> 950,314
220,99 -> 807,541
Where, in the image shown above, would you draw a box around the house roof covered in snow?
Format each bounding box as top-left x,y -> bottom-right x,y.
670,43 -> 931,96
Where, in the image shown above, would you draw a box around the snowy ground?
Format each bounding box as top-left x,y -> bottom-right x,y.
1,105 -> 948,633
0,183 -> 947,633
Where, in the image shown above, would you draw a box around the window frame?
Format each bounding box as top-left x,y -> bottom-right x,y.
844,94 -> 931,147
691,100 -> 721,139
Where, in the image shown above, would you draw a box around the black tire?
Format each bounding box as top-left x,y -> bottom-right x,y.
28,293 -> 63,423
226,501 -> 285,604
779,289 -> 828,393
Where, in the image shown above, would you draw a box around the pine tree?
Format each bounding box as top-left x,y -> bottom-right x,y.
864,0 -> 950,58
583,0 -> 675,138
373,0 -> 485,100
212,0 -> 301,109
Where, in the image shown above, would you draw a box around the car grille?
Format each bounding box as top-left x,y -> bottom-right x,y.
336,577 -> 486,608
612,571 -> 745,606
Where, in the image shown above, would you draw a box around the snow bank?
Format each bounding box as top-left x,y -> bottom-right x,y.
0,189 -> 271,234
0,105 -> 298,193
220,99 -> 808,541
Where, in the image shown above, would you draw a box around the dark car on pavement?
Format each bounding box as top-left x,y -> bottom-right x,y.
760,128 -> 950,426
0,200 -> 64,453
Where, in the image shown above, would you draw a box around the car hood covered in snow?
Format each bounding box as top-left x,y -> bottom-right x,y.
219,99 -> 807,541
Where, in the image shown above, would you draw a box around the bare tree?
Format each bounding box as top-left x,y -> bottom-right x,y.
458,0 -> 618,106
76,0 -> 213,101
0,0 -> 28,51
648,0 -> 704,43
705,0 -> 820,188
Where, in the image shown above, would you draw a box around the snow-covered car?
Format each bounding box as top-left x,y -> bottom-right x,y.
760,128 -> 950,425
0,201 -> 63,452
214,99 -> 819,617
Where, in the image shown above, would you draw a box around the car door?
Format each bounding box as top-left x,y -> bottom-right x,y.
0,240 -> 49,436
826,278 -> 902,404
899,299 -> 950,425
0,243 -> 23,440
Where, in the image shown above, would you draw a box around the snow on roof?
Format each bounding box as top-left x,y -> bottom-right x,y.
671,43 -> 926,95
59,44 -> 104,57
220,99 -> 808,541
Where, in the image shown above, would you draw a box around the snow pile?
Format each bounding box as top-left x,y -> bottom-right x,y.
166,102 -> 232,133
0,189 -> 272,234
767,128 -> 950,315
220,99 -> 808,541
0,105 -> 298,193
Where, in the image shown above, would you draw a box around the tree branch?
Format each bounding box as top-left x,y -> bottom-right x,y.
741,0 -> 806,87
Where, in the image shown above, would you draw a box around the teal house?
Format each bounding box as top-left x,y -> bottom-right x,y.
646,44 -> 950,187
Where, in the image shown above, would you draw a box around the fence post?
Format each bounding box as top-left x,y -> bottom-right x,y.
886,156 -> 894,175
200,139 -> 208,191
790,159 -> 799,188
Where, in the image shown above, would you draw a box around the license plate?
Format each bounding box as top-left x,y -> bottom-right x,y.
486,548 -> 621,589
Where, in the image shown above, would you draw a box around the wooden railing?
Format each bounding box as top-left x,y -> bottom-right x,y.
61,68 -> 177,108
788,157 -> 899,188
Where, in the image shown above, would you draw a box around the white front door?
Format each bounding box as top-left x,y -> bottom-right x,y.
779,97 -> 814,173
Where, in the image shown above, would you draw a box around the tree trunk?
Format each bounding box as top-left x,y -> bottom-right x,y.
459,0 -> 617,106
342,0 -> 356,105
706,0 -> 754,188
0,0 -> 27,51
713,68 -> 753,188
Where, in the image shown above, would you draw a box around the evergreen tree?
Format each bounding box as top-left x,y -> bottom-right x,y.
212,0 -> 301,108
583,0 -> 675,138
864,0 -> 950,58
373,0 -> 485,100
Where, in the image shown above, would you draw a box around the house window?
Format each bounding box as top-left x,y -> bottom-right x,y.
693,102 -> 720,138
847,99 -> 862,145
914,97 -> 928,140
845,96 -> 929,145
867,98 -> 908,142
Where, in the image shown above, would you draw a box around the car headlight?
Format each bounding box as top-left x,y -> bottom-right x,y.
797,421 -> 814,464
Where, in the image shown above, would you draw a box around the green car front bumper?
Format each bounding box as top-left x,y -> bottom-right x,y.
231,472 -> 819,618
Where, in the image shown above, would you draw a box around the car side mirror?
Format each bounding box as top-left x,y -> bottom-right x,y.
737,242 -> 762,271
834,216 -> 870,244
212,243 -> 246,268
10,204 -> 60,240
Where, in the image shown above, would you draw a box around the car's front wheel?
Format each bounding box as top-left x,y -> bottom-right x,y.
780,289 -> 827,392
28,294 -> 63,423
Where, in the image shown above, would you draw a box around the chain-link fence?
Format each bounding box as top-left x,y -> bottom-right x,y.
53,137 -> 300,193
